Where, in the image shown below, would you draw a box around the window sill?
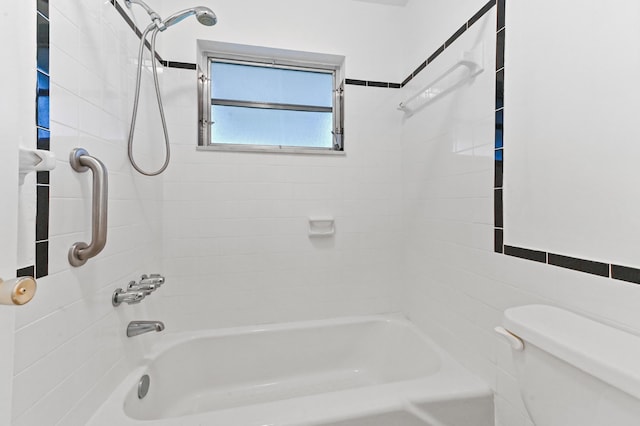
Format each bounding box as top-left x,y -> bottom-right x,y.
196,145 -> 346,156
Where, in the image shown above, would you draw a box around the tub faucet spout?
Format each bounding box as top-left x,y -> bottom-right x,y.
127,320 -> 165,337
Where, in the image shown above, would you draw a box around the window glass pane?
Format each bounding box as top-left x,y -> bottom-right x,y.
211,62 -> 333,107
212,105 -> 333,148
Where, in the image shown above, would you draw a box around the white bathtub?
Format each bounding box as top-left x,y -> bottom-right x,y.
89,315 -> 493,426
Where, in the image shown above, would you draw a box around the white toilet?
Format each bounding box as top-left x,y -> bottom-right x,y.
496,305 -> 640,426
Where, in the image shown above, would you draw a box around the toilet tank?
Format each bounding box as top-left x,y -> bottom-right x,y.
502,305 -> 640,426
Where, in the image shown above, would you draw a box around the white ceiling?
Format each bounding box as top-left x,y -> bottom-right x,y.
351,0 -> 410,7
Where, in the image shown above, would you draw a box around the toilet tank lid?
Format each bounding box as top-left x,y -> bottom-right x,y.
504,304 -> 640,400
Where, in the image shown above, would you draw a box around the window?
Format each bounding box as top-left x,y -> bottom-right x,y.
198,42 -> 344,154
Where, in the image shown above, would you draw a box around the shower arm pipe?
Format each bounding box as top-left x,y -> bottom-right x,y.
68,148 -> 108,267
127,23 -> 171,176
124,0 -> 165,29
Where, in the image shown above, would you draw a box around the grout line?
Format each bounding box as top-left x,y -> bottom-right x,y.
12,320 -> 123,424
52,355 -> 127,426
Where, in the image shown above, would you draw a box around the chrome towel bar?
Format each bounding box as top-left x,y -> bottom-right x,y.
398,45 -> 484,116
68,148 -> 108,267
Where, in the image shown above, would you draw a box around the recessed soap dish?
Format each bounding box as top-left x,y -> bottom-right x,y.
308,217 -> 335,237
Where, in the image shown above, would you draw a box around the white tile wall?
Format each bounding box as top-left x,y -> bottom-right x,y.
0,0 -> 33,424
505,0 -> 640,266
399,9 -> 537,423
153,0 -> 410,332
7,0 -> 407,420
4,0 -> 639,424
5,1 -> 164,425
400,2 -> 640,425
0,88 -> 19,426
158,0 -> 408,83
159,66 -> 403,330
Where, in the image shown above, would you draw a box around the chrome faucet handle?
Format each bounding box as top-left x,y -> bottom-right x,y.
127,280 -> 158,295
140,274 -> 165,287
112,288 -> 146,307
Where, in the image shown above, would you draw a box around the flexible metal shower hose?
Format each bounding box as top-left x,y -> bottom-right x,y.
127,23 -> 171,176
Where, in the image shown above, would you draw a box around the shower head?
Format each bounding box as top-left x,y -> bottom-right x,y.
162,7 -> 218,30
195,8 -> 218,26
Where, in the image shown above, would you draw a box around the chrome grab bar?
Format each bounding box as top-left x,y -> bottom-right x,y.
68,148 -> 108,267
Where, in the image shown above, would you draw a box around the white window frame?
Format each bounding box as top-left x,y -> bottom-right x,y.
197,41 -> 345,155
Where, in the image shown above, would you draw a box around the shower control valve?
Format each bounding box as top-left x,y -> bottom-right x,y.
127,280 -> 158,295
140,274 -> 165,287
112,288 -> 146,307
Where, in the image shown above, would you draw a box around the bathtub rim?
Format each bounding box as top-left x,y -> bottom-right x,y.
142,313 -> 418,362
88,313 -> 493,426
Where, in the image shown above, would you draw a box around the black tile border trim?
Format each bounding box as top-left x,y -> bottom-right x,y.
28,0 -> 50,278
504,246 -> 546,264
502,246 -> 640,281
612,265 -> 640,285
493,0 -> 640,285
109,0 -> 497,89
469,0 -> 496,27
493,0 -> 505,258
427,45 -> 445,64
412,61 -> 427,78
345,79 -> 366,86
35,241 -> 49,279
548,253 -> 609,277
35,185 -> 49,242
494,229 -> 503,253
105,0 -> 640,287
345,79 -> 400,88
445,24 -> 467,48
17,265 -> 35,279
163,61 -> 197,70
395,0 -> 496,89
37,0 -> 48,17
